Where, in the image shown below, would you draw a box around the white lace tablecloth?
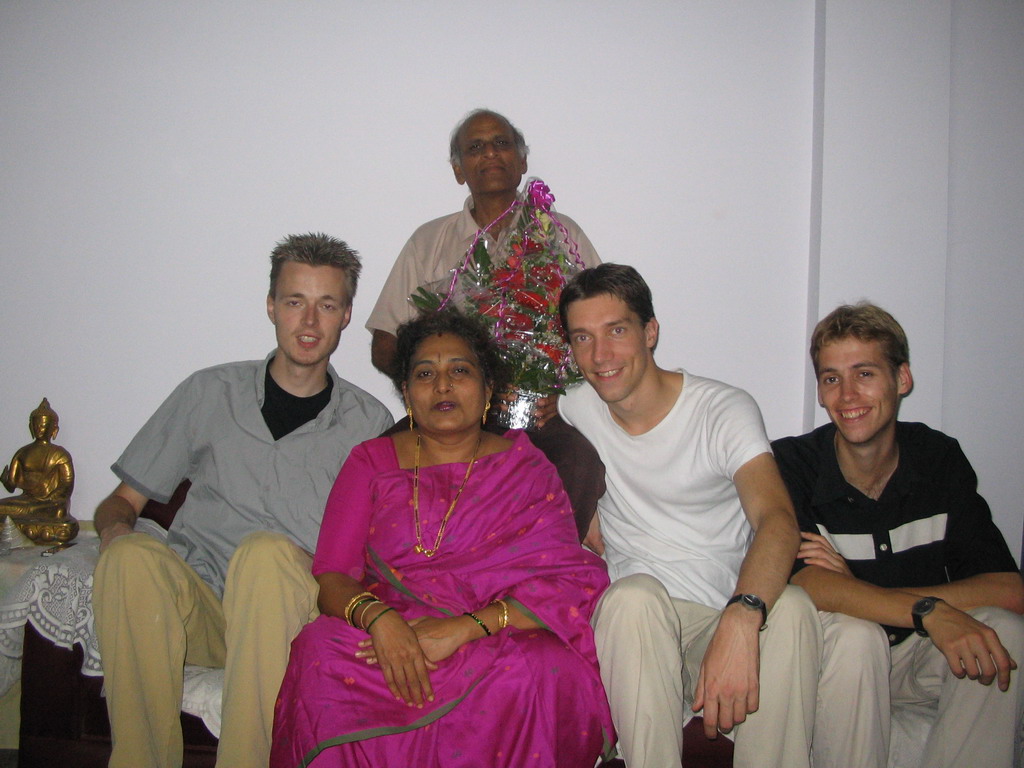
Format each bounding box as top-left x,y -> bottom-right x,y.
0,519 -> 224,737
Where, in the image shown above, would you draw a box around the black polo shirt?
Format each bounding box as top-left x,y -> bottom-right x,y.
772,421 -> 1018,645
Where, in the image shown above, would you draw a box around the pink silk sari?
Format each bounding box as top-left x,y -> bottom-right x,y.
271,431 -> 614,768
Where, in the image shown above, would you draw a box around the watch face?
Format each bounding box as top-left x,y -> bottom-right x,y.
912,597 -> 941,637
741,594 -> 764,610
913,597 -> 937,615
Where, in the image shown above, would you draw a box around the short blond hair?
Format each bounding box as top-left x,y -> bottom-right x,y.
811,302 -> 909,375
268,233 -> 360,300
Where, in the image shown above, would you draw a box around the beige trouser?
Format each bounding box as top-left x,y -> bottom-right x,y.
592,574 -> 821,768
816,607 -> 1024,768
94,531 -> 319,768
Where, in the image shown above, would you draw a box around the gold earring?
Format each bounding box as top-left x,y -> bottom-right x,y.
482,401 -> 491,425
406,403 -> 415,431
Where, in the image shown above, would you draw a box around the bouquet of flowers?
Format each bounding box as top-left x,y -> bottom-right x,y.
411,178 -> 585,396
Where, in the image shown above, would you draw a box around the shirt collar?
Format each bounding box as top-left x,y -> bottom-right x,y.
455,195 -> 513,246
255,351 -> 341,425
810,424 -> 850,505
810,422 -> 920,505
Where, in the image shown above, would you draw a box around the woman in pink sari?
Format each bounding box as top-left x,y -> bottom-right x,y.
271,310 -> 613,768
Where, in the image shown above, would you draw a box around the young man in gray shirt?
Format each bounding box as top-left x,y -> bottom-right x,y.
93,233 -> 393,768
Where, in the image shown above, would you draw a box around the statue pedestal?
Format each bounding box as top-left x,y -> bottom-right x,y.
13,515 -> 79,545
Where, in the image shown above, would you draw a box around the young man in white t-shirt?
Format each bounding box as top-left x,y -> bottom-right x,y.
558,263 -> 821,768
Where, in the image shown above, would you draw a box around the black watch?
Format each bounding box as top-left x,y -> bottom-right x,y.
725,593 -> 767,630
911,596 -> 943,637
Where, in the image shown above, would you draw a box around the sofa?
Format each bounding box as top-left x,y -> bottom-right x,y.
17,478 -> 734,768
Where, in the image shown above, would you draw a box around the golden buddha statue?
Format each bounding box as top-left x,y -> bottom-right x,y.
0,398 -> 78,543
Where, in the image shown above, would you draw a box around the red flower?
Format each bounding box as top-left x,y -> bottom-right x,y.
493,267 -> 525,288
513,290 -> 547,313
501,311 -> 533,331
521,237 -> 543,255
535,342 -> 564,365
529,264 -> 563,291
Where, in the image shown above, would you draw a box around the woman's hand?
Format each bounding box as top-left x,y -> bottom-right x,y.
358,615 -> 479,665
409,616 -> 478,663
364,608 -> 438,708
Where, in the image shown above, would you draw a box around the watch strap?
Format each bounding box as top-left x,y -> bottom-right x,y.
725,593 -> 768,630
911,596 -> 943,637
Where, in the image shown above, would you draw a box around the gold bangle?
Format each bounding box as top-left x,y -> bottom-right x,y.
493,599 -> 509,630
344,591 -> 376,626
346,593 -> 374,626
464,611 -> 492,636
354,598 -> 383,629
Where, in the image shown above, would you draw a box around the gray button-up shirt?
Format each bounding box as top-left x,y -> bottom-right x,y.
113,353 -> 393,595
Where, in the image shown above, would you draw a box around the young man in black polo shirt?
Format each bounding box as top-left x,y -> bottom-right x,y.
772,302 -> 1024,768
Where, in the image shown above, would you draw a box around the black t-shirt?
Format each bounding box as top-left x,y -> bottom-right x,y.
261,364 -> 334,440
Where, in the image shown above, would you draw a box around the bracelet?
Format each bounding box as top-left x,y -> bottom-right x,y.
344,592 -> 372,624
348,596 -> 378,628
354,598 -> 383,629
492,599 -> 509,630
464,611 -> 492,637
364,606 -> 394,633
344,591 -> 377,626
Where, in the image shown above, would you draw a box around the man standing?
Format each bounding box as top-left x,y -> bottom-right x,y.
773,302 -> 1024,768
366,108 -> 604,532
93,233 -> 393,768
366,108 -> 600,379
558,263 -> 820,768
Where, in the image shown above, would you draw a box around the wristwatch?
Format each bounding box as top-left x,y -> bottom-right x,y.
911,596 -> 944,637
725,593 -> 767,630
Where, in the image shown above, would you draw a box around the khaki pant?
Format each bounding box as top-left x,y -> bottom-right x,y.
816,607 -> 1024,768
94,531 -> 319,768
593,574 -> 821,768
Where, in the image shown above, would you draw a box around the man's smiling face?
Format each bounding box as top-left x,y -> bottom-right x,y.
565,293 -> 659,408
816,336 -> 912,450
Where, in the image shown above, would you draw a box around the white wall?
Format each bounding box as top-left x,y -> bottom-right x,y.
812,0 -> 1024,558
1,1 -> 1020,560
944,0 -> 1024,561
815,1 -> 952,427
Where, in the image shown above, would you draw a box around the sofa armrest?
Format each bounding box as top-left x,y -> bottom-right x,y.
139,479 -> 191,530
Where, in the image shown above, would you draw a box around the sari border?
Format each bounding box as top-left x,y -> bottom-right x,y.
507,597 -> 551,631
366,545 -> 457,617
296,674 -> 486,767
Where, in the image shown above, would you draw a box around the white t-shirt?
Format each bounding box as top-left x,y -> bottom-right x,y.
560,370 -> 771,608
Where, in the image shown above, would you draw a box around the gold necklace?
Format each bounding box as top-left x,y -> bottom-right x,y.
412,432 -> 482,557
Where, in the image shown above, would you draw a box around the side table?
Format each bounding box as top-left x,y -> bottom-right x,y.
0,525 -> 97,749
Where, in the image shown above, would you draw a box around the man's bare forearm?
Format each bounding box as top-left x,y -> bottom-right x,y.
792,566 -> 922,625
794,566 -> 1024,624
905,572 -> 1024,615
94,482 -> 147,537
731,453 -> 801,611
94,495 -> 138,536
734,508 -> 800,611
